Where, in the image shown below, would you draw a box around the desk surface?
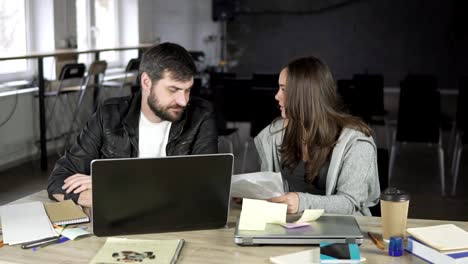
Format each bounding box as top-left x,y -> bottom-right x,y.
1,191 -> 466,264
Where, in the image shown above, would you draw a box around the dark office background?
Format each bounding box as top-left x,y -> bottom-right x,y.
227,0 -> 468,88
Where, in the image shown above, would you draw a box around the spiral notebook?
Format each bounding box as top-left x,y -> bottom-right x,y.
44,200 -> 89,225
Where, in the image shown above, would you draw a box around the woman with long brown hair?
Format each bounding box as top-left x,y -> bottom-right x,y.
255,56 -> 380,215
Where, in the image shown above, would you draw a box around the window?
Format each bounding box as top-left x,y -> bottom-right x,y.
76,0 -> 119,66
0,0 -> 28,75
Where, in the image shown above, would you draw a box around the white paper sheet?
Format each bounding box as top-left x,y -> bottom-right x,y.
231,171 -> 285,199
0,201 -> 58,245
238,199 -> 268,231
296,209 -> 324,223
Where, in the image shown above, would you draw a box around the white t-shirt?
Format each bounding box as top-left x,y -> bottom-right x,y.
138,112 -> 172,158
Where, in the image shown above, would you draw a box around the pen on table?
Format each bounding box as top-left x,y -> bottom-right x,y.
32,237 -> 69,251
21,236 -> 61,249
368,232 -> 385,250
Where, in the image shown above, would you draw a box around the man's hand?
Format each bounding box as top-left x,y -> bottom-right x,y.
77,189 -> 92,208
268,192 -> 300,214
62,174 -> 92,194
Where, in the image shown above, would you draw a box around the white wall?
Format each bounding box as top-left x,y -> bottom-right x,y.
54,0 -> 77,49
119,0 -> 139,65
0,93 -> 39,169
138,0 -> 221,66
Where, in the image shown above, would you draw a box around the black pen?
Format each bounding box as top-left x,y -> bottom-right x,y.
21,236 -> 60,249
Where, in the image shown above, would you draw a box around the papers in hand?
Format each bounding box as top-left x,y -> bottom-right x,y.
231,171 -> 285,200
238,198 -> 324,231
0,201 -> 58,245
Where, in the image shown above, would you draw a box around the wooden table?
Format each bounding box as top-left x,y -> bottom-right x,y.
0,44 -> 153,170
1,191 -> 466,263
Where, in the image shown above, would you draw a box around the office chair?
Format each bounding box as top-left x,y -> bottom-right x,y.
102,58 -> 140,96
352,74 -> 390,150
450,76 -> 468,196
240,138 -> 261,174
210,73 -> 245,154
388,74 -> 445,195
61,60 -> 108,152
45,63 -> 86,156
336,79 -> 356,114
218,135 -> 234,154
249,73 -> 280,138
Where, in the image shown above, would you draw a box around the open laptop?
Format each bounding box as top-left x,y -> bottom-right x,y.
234,215 -> 364,245
91,154 -> 233,237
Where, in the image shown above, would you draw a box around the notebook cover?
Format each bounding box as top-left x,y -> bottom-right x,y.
44,200 -> 89,225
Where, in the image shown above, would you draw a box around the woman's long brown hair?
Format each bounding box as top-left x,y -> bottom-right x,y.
280,57 -> 372,183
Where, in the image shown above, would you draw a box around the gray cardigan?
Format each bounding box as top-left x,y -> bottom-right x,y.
254,119 -> 380,216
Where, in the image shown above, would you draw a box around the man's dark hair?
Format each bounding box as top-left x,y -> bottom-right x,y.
139,42 -> 196,83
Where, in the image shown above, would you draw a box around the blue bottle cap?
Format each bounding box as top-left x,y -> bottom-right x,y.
388,236 -> 403,257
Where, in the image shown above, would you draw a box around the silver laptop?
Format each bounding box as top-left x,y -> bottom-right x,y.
234,215 -> 364,245
91,154 -> 233,237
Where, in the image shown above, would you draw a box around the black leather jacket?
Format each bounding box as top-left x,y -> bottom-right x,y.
47,92 -> 218,202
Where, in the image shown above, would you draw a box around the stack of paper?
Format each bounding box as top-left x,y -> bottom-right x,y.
406,224 -> 468,263
407,224 -> 468,252
0,201 -> 58,245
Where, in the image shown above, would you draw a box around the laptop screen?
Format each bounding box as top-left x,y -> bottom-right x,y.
91,154 -> 233,236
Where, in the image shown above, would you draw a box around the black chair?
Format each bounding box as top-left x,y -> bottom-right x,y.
102,58 -> 140,96
388,74 -> 445,195
209,73 -> 246,152
249,73 -> 280,137
450,76 -> 468,196
352,74 -> 390,149
45,63 -> 86,155
369,148 -> 389,216
336,79 -> 356,114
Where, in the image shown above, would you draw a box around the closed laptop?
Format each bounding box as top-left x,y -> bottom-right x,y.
234,215 -> 364,245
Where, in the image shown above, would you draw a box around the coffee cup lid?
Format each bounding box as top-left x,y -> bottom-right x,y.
380,187 -> 410,202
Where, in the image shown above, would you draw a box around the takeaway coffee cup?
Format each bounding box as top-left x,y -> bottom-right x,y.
380,187 -> 410,242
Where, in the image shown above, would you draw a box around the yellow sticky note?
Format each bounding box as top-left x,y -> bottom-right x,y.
238,198 -> 267,230
296,209 -> 324,223
265,202 -> 287,224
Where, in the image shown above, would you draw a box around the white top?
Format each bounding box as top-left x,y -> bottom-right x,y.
138,112 -> 172,158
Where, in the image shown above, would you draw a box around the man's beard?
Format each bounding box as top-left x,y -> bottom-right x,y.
147,92 -> 186,122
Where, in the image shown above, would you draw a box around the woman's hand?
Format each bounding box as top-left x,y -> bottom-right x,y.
268,192 -> 299,214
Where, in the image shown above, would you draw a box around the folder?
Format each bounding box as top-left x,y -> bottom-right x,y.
44,200 -> 89,225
